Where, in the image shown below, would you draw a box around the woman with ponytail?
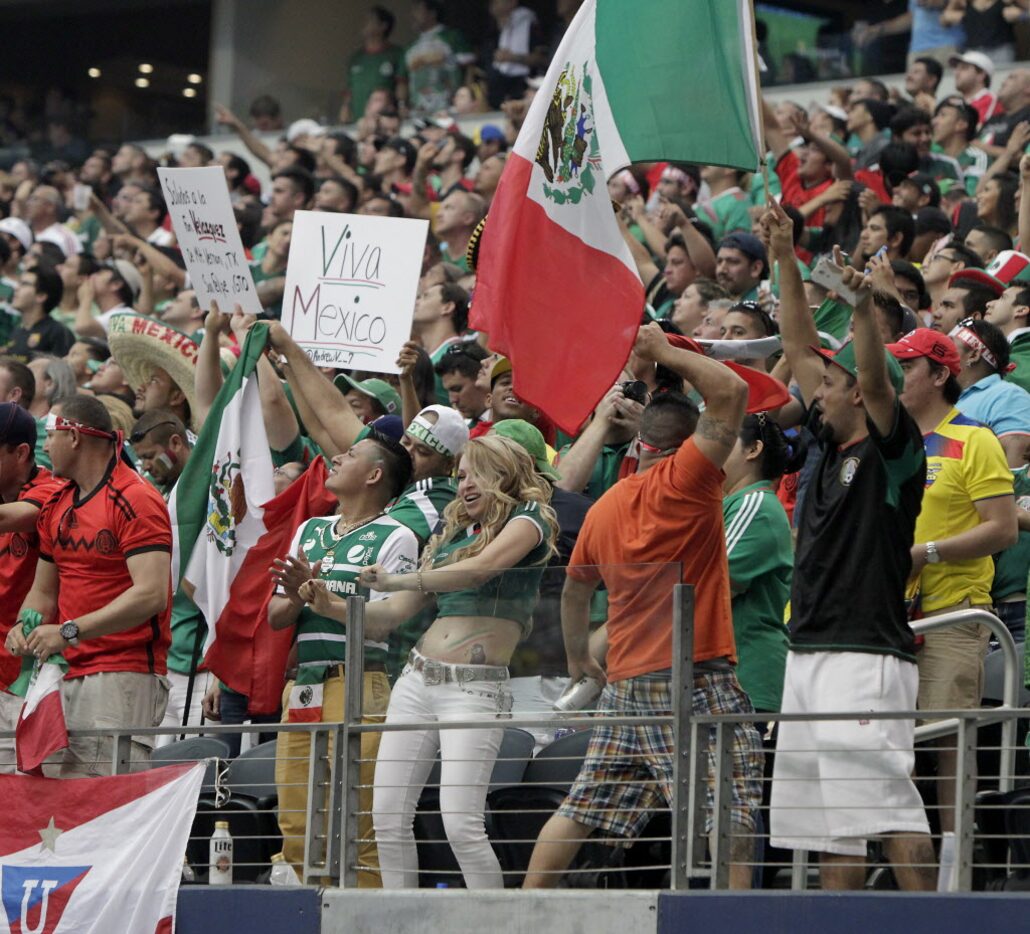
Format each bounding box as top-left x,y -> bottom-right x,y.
721,412 -> 804,714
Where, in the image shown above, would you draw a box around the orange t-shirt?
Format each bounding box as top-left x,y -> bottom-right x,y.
568,438 -> 737,681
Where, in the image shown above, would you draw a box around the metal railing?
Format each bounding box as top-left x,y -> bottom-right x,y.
1,592 -> 1025,892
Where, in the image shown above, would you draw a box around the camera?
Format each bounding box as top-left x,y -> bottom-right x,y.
620,380 -> 648,405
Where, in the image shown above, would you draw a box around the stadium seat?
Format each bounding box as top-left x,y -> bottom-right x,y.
413,728 -> 537,888
489,728 -> 596,887
184,740 -> 281,883
149,737 -> 230,795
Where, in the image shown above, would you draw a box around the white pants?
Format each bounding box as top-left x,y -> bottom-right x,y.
155,669 -> 212,748
372,667 -> 512,889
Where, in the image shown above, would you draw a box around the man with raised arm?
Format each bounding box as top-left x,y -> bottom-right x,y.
524,322 -> 762,890
764,200 -> 935,890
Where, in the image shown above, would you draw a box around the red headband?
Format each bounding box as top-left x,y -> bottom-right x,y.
951,326 -> 1017,374
45,413 -> 119,441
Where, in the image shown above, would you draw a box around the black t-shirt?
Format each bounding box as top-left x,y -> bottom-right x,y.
791,397 -> 926,661
981,104 -> 1030,149
2,314 -> 75,362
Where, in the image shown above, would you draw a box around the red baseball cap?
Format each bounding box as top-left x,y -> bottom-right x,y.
885,327 -> 961,376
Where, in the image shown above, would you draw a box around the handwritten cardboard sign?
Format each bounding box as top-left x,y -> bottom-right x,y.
157,166 -> 261,316
280,210 -> 428,372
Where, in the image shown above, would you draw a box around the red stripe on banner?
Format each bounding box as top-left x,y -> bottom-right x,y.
286,707 -> 323,724
0,763 -> 199,854
473,153 -> 644,435
204,457 -> 336,715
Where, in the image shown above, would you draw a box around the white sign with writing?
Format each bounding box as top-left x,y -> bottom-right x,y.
157,166 -> 261,316
281,210 -> 428,373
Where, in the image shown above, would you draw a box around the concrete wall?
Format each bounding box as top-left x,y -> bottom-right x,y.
208,0 -> 417,127
175,888 -> 1030,934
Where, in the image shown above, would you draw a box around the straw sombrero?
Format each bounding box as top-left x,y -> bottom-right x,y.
106,313 -> 201,431
95,393 -> 136,435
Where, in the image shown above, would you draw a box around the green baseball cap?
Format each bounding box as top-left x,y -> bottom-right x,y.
332,375 -> 401,416
490,418 -> 561,481
810,340 -> 905,395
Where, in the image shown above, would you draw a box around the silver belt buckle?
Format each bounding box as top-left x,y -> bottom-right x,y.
422,659 -> 444,686
456,665 -> 476,684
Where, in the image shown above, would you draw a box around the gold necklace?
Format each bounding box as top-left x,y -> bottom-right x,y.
318,511 -> 386,552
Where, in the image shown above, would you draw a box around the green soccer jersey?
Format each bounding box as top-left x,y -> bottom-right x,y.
439,243 -> 470,273
405,25 -> 472,114
556,441 -> 629,502
388,475 -> 457,545
249,259 -> 284,319
428,337 -> 464,407
33,416 -> 52,470
995,465 -> 1030,601
748,154 -> 781,207
0,305 -> 17,348
700,188 -> 752,241
167,588 -> 206,675
347,45 -> 406,118
382,475 -> 458,676
812,296 -> 853,344
285,514 -> 419,669
1008,329 -> 1030,395
723,481 -> 793,712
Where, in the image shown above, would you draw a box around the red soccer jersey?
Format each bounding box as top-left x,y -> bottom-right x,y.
37,457 -> 172,678
0,466 -> 63,690
774,149 -> 833,228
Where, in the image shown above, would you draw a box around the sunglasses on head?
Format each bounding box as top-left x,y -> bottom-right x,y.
129,420 -> 178,445
637,434 -> 678,457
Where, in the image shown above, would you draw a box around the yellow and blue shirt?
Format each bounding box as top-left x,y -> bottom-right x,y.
914,408 -> 1013,612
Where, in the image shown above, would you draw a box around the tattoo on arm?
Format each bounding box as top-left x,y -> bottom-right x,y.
469,644 -> 487,665
696,413 -> 738,448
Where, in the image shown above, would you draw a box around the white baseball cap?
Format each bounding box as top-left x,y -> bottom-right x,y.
405,405 -> 469,459
0,217 -> 32,253
949,50 -> 994,78
286,118 -> 326,143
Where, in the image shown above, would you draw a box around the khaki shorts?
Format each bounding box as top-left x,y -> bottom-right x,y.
917,602 -> 992,720
44,671 -> 170,778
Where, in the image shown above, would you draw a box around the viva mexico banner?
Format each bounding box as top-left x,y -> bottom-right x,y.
473,0 -> 763,433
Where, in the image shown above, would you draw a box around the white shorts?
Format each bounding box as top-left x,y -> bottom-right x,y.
769,650 -> 930,857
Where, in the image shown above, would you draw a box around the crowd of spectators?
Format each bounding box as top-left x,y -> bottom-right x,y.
2,0 -> 1030,892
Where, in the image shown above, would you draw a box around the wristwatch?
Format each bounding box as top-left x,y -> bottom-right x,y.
925,541 -> 942,564
59,620 -> 80,646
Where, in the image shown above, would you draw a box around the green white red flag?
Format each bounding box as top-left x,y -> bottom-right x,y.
473,0 -> 763,432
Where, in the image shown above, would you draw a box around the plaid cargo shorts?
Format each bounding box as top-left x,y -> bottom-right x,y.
556,669 -> 763,842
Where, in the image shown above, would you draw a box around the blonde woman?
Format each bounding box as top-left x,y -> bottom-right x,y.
300,434 -> 557,888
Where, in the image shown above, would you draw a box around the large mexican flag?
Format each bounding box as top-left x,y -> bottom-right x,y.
473,0 -> 763,433
170,325 -> 276,654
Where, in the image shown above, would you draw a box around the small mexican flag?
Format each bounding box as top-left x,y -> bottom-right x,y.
15,659 -> 68,776
171,325 -> 276,655
202,457 -> 337,714
473,0 -> 763,433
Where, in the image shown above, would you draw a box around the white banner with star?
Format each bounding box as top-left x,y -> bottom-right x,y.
0,762 -> 204,933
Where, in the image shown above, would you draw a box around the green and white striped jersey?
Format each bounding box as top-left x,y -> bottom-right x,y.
283,514 -> 418,667
388,475 -> 458,544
